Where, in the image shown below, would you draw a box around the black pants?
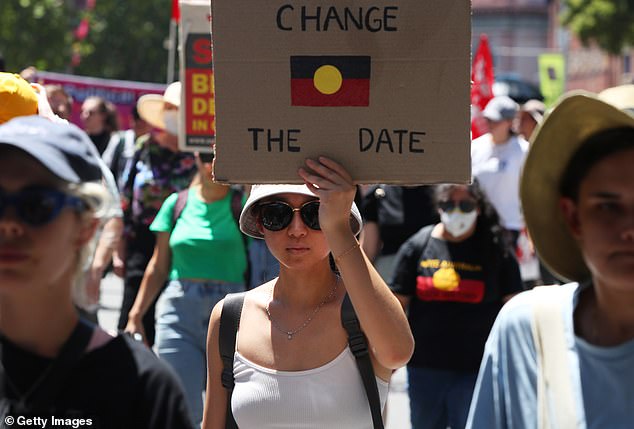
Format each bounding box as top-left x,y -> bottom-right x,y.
117,275 -> 159,347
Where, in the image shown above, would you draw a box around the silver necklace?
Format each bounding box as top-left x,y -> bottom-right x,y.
266,276 -> 339,340
0,356 -> 57,409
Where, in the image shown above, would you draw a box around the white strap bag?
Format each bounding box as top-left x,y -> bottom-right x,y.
531,286 -> 585,429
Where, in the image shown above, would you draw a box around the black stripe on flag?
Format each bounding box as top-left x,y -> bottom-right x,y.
290,56 -> 371,79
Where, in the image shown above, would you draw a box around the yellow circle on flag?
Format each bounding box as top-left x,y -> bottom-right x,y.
313,65 -> 343,95
432,267 -> 461,291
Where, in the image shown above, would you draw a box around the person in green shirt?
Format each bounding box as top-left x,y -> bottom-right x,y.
125,152 -> 247,427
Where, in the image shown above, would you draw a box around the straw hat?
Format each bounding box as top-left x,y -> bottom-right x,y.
239,184 -> 363,239
137,81 -> 181,130
520,91 -> 634,282
599,84 -> 634,113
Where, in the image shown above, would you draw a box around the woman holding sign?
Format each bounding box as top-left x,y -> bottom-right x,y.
201,157 -> 414,429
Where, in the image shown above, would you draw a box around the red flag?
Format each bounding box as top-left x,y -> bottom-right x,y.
471,34 -> 495,139
171,0 -> 180,22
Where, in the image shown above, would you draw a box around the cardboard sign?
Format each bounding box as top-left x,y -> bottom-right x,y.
211,0 -> 471,184
179,0 -> 214,153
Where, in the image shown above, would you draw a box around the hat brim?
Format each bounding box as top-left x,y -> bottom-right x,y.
137,94 -> 165,130
520,91 -> 634,282
239,184 -> 363,239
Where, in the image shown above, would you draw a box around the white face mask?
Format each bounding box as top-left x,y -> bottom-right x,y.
162,110 -> 179,135
440,210 -> 478,238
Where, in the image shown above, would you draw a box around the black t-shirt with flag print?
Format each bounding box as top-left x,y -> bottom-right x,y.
391,225 -> 523,371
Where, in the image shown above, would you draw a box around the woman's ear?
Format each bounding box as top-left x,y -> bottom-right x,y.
559,197 -> 581,239
75,217 -> 100,248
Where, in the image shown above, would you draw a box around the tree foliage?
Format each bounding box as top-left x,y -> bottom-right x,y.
0,0 -> 74,72
0,0 -> 172,82
562,0 -> 634,55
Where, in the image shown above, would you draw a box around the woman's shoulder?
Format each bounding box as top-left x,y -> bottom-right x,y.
83,333 -> 178,381
76,334 -> 194,427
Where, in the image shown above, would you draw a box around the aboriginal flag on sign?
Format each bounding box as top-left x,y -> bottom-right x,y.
290,56 -> 371,107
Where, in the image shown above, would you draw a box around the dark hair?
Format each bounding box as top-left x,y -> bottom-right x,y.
44,84 -> 73,103
84,96 -> 119,133
132,104 -> 141,121
434,180 -> 510,256
560,127 -> 634,201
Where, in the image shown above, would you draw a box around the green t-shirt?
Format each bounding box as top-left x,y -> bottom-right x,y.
150,188 -> 247,283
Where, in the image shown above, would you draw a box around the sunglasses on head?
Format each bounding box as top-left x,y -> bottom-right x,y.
0,187 -> 86,227
258,200 -> 320,231
438,199 -> 477,213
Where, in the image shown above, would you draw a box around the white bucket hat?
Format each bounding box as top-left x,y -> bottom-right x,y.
136,81 -> 181,130
239,184 -> 363,239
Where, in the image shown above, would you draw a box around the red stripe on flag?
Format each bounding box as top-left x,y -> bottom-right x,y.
415,276 -> 485,303
171,0 -> 180,22
291,78 -> 369,107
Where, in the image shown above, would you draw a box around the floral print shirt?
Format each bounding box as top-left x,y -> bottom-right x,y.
121,134 -> 196,276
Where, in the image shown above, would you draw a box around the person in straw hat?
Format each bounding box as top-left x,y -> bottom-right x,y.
466,90 -> 634,428
116,81 -> 196,346
201,157 -> 414,429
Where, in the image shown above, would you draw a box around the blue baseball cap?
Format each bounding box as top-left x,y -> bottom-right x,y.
0,115 -> 102,183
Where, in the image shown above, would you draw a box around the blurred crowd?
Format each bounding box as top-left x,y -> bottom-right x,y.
1,56 -> 633,429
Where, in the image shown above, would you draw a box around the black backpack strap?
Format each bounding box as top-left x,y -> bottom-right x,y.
219,292 -> 246,429
229,187 -> 250,287
341,294 -> 385,429
171,189 -> 189,231
229,186 -> 243,227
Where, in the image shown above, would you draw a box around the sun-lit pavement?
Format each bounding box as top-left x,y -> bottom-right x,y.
98,273 -> 412,429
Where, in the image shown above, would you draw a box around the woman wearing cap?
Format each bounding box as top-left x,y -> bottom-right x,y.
117,81 -> 197,346
124,151 -> 247,426
201,157 -> 414,429
466,92 -> 634,428
390,181 -> 523,429
0,116 -> 194,428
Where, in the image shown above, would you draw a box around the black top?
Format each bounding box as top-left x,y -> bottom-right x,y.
0,334 -> 194,429
391,225 -> 524,371
360,185 -> 438,256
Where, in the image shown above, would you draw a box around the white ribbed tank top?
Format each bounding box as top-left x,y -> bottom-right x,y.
231,347 -> 389,428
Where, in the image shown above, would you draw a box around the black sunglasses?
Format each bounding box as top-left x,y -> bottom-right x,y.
0,187 -> 86,227
438,199 -> 477,213
258,201 -> 320,231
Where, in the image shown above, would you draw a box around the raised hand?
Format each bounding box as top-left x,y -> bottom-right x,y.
298,156 -> 356,236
